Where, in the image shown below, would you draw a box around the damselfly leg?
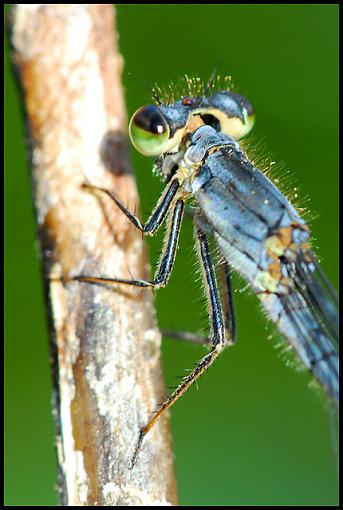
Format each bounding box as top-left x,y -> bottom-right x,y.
74,183 -> 235,466
131,226 -> 233,467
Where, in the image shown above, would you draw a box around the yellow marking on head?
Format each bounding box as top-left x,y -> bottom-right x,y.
185,115 -> 205,135
191,107 -> 253,140
163,127 -> 185,154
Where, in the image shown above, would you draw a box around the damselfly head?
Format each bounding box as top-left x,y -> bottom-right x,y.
129,75 -> 256,158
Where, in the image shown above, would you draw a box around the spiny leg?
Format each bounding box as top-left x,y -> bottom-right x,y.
131,227 -> 229,467
82,177 -> 180,235
74,199 -> 184,290
196,229 -> 226,346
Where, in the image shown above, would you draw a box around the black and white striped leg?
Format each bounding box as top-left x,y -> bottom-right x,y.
82,177 -> 180,235
74,199 -> 184,290
131,227 -> 229,467
196,228 -> 226,347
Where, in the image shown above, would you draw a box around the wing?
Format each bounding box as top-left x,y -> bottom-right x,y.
293,250 -> 338,346
275,249 -> 338,403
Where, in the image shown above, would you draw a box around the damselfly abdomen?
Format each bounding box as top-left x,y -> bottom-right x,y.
75,75 -> 338,464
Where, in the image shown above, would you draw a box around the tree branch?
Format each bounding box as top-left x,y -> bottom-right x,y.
10,5 -> 178,506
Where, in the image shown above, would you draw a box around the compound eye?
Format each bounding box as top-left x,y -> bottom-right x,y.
229,92 -> 253,115
129,105 -> 170,156
230,92 -> 255,137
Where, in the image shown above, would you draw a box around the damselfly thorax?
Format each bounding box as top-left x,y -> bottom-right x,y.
74,75 -> 338,467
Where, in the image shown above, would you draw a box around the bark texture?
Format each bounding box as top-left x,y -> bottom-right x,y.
10,4 -> 178,506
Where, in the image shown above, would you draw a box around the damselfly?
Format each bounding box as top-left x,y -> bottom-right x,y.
74,73 -> 339,464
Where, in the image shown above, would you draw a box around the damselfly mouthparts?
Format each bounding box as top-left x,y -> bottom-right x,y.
74,74 -> 339,466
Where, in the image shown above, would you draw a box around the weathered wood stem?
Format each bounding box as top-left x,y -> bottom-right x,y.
10,4 -> 178,505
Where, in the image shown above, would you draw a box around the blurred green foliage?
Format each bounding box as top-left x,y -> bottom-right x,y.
5,5 -> 338,505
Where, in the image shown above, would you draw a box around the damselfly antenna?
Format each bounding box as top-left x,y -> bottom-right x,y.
127,72 -> 162,105
203,59 -> 223,96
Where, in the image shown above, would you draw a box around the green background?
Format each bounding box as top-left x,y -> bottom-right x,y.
5,4 -> 338,506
